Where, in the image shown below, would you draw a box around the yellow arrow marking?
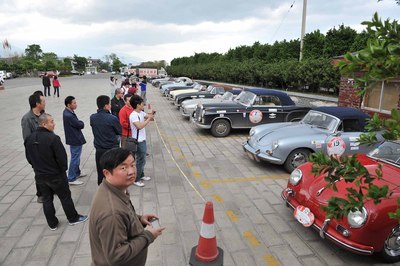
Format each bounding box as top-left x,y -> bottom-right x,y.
263,254 -> 280,266
226,210 -> 239,222
243,231 -> 261,247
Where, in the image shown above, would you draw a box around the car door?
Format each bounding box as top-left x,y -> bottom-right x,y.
325,119 -> 374,156
242,95 -> 284,128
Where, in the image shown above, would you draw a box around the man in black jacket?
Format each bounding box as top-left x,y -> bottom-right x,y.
111,88 -> 125,120
24,113 -> 88,230
42,73 -> 51,97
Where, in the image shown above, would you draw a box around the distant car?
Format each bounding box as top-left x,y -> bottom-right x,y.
192,88 -> 310,137
243,107 -> 385,172
282,140 -> 400,262
181,89 -> 242,118
174,84 -> 233,108
71,70 -> 84,76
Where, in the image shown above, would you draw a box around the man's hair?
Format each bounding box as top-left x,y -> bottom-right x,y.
38,113 -> 51,126
96,95 -> 110,109
64,96 -> 75,106
33,90 -> 43,96
124,93 -> 132,101
29,93 -> 42,109
114,88 -> 121,95
100,148 -> 134,173
129,95 -> 144,109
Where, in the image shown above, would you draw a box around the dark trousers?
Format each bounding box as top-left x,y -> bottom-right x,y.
43,86 -> 51,96
53,87 -> 59,97
95,149 -> 108,185
36,176 -> 79,228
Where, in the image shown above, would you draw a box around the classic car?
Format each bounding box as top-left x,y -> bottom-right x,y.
174,84 -> 233,108
281,140 -> 400,262
181,89 -> 242,118
192,88 -> 310,137
243,107 -> 385,172
159,77 -> 193,94
164,83 -> 204,97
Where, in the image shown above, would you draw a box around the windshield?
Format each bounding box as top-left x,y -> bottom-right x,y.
236,91 -> 256,106
206,85 -> 213,92
301,110 -> 338,131
368,141 -> 400,165
221,91 -> 234,101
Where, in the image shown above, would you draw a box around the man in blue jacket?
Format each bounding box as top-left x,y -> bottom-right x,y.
90,95 -> 122,185
63,96 -> 87,186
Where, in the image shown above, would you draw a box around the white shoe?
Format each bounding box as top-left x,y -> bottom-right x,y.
134,181 -> 145,187
141,176 -> 151,181
69,180 -> 84,186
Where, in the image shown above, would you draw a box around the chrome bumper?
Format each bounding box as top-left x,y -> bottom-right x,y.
281,188 -> 374,255
242,142 -> 282,164
191,116 -> 211,129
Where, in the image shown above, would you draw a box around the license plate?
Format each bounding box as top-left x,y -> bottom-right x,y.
294,205 -> 315,227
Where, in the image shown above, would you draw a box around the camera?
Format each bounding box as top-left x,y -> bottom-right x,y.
152,110 -> 156,115
150,218 -> 161,228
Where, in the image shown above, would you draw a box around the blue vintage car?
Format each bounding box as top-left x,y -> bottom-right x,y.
243,106 -> 385,172
192,88 -> 310,137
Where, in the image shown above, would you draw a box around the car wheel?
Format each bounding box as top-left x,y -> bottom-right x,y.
211,119 -> 231,137
284,148 -> 311,172
380,225 -> 400,263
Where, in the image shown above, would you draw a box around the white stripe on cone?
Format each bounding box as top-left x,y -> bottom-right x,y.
199,222 -> 216,239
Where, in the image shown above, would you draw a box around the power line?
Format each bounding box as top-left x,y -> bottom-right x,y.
269,1 -> 296,43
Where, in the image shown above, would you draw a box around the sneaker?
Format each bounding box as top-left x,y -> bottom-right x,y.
69,180 -> 84,186
69,215 -> 88,226
49,224 -> 58,231
77,173 -> 87,178
37,196 -> 44,203
134,181 -> 145,187
141,176 -> 151,181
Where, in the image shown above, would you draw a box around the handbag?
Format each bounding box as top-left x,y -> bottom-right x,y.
126,114 -> 140,153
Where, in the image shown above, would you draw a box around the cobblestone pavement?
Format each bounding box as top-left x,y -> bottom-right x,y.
0,75 -> 397,266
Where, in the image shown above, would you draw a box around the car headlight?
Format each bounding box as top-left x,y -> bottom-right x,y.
289,169 -> 302,186
249,128 -> 255,137
272,140 -> 279,150
347,207 -> 368,228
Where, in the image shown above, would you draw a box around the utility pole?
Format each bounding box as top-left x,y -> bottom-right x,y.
299,0 -> 307,61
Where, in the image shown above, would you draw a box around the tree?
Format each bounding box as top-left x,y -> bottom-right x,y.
112,57 -> 123,72
303,30 -> 325,59
25,44 -> 43,60
73,55 -> 87,71
311,13 -> 400,221
323,24 -> 358,57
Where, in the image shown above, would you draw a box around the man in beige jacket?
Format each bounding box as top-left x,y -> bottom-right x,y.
89,148 -> 165,266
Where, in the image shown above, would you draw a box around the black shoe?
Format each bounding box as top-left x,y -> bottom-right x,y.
69,215 -> 88,225
37,196 -> 44,203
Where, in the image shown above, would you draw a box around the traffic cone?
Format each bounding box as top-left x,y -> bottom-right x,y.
189,201 -> 223,266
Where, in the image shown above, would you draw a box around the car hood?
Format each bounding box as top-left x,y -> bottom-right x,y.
252,123 -> 324,146
183,98 -> 223,108
307,155 -> 400,204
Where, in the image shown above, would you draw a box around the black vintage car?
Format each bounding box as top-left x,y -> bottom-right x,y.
174,84 -> 230,108
192,88 -> 311,137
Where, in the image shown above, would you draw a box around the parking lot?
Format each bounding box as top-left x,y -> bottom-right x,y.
0,74 -> 395,265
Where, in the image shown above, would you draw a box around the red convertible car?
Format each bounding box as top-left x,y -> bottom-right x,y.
282,140 -> 400,262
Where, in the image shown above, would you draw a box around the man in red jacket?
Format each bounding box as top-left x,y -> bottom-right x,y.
118,93 -> 133,149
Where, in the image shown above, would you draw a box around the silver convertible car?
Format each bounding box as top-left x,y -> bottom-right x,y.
243,107 -> 384,172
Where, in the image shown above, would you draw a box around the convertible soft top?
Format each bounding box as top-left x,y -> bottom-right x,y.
313,106 -> 370,130
245,88 -> 295,106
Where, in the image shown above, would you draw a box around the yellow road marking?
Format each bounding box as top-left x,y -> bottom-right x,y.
226,210 -> 239,222
200,181 -> 211,188
243,231 -> 261,247
212,194 -> 224,203
187,162 -> 193,168
192,171 -> 202,178
263,254 -> 280,266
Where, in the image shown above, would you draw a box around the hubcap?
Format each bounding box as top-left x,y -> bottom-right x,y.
291,152 -> 307,168
385,226 -> 400,257
216,123 -> 227,134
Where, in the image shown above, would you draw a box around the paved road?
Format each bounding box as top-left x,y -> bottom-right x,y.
0,75 -> 396,265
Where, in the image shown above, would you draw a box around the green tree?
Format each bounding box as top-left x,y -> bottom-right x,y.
323,24 -> 358,57
112,57 -> 123,72
73,55 -> 87,71
303,30 -> 325,59
25,44 -> 43,60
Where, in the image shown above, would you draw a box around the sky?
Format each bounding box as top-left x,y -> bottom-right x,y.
1,0 -> 399,65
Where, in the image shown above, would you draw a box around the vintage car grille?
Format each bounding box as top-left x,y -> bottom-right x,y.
195,106 -> 201,120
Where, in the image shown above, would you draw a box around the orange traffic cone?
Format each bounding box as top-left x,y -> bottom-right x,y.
189,201 -> 223,266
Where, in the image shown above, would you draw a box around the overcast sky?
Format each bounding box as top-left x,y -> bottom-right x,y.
1,0 -> 399,64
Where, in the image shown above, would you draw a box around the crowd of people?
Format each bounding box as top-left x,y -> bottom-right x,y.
21,74 -> 164,265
